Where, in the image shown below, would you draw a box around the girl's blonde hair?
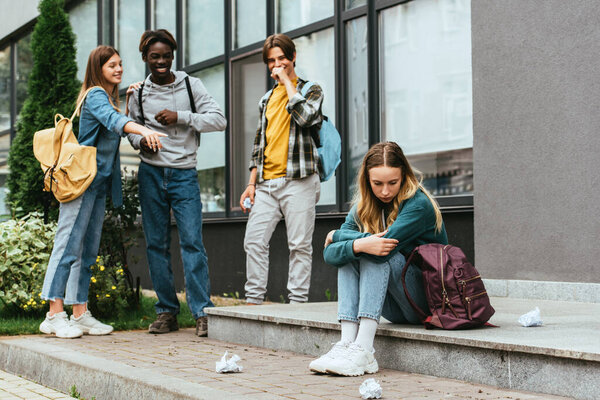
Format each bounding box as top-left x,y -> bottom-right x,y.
353,141 -> 443,234
76,45 -> 121,112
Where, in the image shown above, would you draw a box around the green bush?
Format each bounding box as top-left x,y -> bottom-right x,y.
87,255 -> 135,319
0,212 -> 56,314
7,0 -> 80,220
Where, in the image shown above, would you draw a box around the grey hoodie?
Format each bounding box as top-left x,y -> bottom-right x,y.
127,70 -> 227,169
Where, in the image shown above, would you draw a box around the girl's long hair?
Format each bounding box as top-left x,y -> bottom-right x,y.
76,45 -> 121,112
353,142 -> 443,234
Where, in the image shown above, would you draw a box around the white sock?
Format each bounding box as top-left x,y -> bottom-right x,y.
340,320 -> 359,343
354,317 -> 378,352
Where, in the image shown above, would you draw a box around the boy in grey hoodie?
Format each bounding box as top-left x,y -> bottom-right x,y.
126,30 -> 227,336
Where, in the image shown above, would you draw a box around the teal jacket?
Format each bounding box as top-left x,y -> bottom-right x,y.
323,189 -> 448,267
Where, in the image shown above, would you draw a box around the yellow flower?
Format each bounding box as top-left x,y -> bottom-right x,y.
41,301 -> 46,305
32,301 -> 36,306
96,295 -> 99,298
100,266 -> 105,271
116,269 -> 123,273
96,256 -> 101,263
111,285 -> 116,290
91,277 -> 97,283
106,294 -> 110,297
23,305 -> 28,309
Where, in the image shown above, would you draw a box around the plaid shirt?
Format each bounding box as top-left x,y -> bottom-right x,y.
249,78 -> 323,182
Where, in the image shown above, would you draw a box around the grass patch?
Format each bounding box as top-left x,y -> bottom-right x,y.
0,295 -> 198,336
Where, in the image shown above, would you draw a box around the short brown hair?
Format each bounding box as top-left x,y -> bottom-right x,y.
139,29 -> 178,58
262,34 -> 296,64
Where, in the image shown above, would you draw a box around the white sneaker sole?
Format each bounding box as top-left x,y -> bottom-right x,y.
326,359 -> 379,376
309,360 -> 329,374
39,321 -> 83,339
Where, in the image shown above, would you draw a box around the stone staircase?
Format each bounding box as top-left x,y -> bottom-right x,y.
207,296 -> 600,400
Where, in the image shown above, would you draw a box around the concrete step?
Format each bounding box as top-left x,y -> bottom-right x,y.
206,296 -> 600,400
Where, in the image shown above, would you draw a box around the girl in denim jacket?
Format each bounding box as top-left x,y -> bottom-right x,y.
310,142 -> 448,376
39,46 -> 165,339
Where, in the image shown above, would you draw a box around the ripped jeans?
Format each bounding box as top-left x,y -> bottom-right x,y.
337,251 -> 428,324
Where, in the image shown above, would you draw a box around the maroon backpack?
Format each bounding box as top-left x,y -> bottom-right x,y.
401,244 -> 495,329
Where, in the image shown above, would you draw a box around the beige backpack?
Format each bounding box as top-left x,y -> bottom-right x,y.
33,87 -> 102,203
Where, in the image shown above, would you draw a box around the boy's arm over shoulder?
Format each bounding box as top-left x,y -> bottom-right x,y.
177,76 -> 227,133
126,87 -> 143,149
286,81 -> 323,128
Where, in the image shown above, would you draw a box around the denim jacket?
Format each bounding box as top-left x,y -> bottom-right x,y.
78,88 -> 132,207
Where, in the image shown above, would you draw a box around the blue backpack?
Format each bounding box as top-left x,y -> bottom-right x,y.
300,82 -> 341,182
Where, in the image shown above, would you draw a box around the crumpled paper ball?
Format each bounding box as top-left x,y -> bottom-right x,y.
518,306 -> 543,327
215,351 -> 243,373
359,378 -> 382,399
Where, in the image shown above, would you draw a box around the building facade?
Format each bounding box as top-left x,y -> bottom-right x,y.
2,0 -> 593,302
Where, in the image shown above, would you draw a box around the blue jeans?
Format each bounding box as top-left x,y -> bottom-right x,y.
138,162 -> 214,319
42,185 -> 106,304
337,252 -> 428,324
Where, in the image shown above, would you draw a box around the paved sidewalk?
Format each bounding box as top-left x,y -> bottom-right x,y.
1,329 -> 570,400
0,369 -> 71,400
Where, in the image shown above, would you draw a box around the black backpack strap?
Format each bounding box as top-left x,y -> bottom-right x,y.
138,83 -> 145,122
185,76 -> 196,113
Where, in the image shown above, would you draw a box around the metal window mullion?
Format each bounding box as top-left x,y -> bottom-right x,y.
367,0 -> 379,147
224,0 -> 232,218
266,0 -> 275,89
335,0 -> 345,210
9,41 -> 16,142
109,0 -> 115,47
176,0 -> 183,70
97,0 -> 103,45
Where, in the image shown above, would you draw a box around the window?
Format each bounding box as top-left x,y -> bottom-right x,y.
294,28 -> 336,205
70,0 -> 98,81
191,64 -> 226,213
230,53 -> 265,210
0,46 -> 10,132
345,17 -> 368,197
276,0 -> 333,33
184,0 -> 224,66
116,0 -> 146,84
232,0 -> 266,49
15,34 -> 33,118
345,0 -> 367,10
0,46 -> 10,218
380,0 -> 473,196
153,0 -> 176,34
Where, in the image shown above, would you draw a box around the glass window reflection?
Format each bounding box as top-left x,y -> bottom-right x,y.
230,53 -> 265,209
16,34 -> 33,118
276,0 -> 333,33
345,17 -> 368,197
345,0 -> 367,10
154,0 -> 176,34
379,0 -> 473,196
70,0 -> 98,82
116,0 -> 146,84
185,0 -> 224,66
0,46 -> 10,132
232,0 -> 266,49
191,64 -> 226,213
294,28 -> 336,205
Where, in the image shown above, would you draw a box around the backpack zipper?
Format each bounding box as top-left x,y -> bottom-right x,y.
464,291 -> 487,320
458,274 -> 481,293
440,245 -> 457,318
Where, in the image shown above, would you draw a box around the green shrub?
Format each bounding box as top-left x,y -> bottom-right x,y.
87,255 -> 135,319
7,0 -> 80,220
0,212 -> 56,314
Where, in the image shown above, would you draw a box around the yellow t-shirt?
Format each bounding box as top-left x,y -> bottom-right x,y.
263,80 -> 296,180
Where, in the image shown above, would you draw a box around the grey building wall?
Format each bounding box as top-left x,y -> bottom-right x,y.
0,0 -> 38,41
472,0 -> 600,283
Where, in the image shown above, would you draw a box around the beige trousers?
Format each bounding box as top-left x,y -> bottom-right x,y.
244,174 -> 320,304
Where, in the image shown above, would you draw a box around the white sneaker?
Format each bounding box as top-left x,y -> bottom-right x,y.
325,342 -> 379,376
309,341 -> 351,373
70,311 -> 113,335
39,312 -> 83,339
